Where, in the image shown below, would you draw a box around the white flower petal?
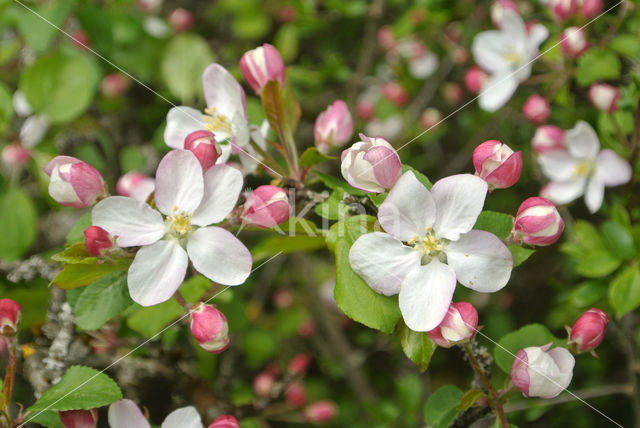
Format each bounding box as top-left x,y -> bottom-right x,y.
445,230 -> 513,292
596,149 -> 632,186
161,407 -> 203,428
541,179 -> 586,205
501,10 -> 528,53
584,175 -> 605,213
565,121 -> 600,160
92,196 -> 165,247
186,226 -> 252,286
537,150 -> 583,182
128,240 -> 188,306
154,150 -> 204,215
202,64 -> 246,121
20,115 -> 49,148
191,164 -> 244,226
164,106 -> 206,149
398,260 -> 457,332
108,399 -> 151,428
349,232 -> 421,296
478,72 -> 519,112
528,23 -> 549,53
472,31 -> 510,74
378,171 -> 436,241
431,174 -> 488,241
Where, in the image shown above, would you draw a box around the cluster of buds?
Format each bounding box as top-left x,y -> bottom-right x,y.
241,185 -> 291,229
512,197 -> 564,246
472,140 -> 523,190
567,308 -> 609,356
531,125 -> 565,154
314,100 -> 354,154
588,83 -> 620,113
0,298 -> 21,336
341,134 -> 402,193
190,303 -> 230,354
510,343 -> 575,398
427,302 -> 478,348
44,156 -> 106,209
240,43 -> 286,94
560,27 -> 589,59
60,409 -> 98,428
522,94 -> 550,124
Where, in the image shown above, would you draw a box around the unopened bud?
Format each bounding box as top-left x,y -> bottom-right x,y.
314,100 -> 354,153
241,185 -> 291,228
473,140 -> 523,190
513,197 -> 564,246
59,409 -> 98,428
208,415 -> 240,428
560,27 -> 589,59
239,44 -> 285,94
168,8 -> 194,32
588,83 -> 620,113
304,401 -> 337,424
341,134 -> 402,193
84,226 -> 115,257
184,130 -> 220,171
522,94 -> 550,124
0,298 -> 21,335
511,343 -> 574,398
427,302 -> 478,348
190,303 -> 230,354
44,156 -> 106,208
567,308 -> 609,355
532,125 -> 565,154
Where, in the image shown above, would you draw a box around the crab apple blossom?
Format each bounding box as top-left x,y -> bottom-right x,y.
560,27 -> 589,59
513,197 -> 564,246
241,185 -> 291,228
522,94 -> 550,124
549,0 -> 578,20
464,66 -> 488,94
168,8 -> 194,32
92,150 -> 252,306
350,172 -> 513,331
314,100 -> 354,154
510,343 -> 575,398
472,10 -> 548,111
473,140 -> 523,190
427,302 -> 478,348
286,381 -> 307,408
109,399 -> 204,428
580,0 -> 603,18
239,44 -> 285,95
341,134 -> 402,193
491,0 -> 518,27
253,371 -> 276,397
209,415 -> 240,428
84,226 -> 115,257
44,156 -> 106,209
538,121 -> 631,213
59,409 -> 98,428
116,171 -> 155,202
190,303 -> 230,354
184,130 -> 221,171
532,125 -> 565,154
588,83 -> 620,113
2,144 -> 30,167
305,401 -> 337,424
567,308 -> 609,355
0,298 -> 21,335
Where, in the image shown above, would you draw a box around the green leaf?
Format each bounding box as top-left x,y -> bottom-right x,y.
401,164 -> 432,189
474,211 -> 514,240
493,324 -> 557,373
127,299 -> 184,338
19,51 -> 99,123
160,33 -> 215,103
424,385 -> 463,428
570,280 -> 607,308
52,243 -> 99,265
561,221 -> 622,278
0,81 -> 13,133
508,245 -> 535,267
14,0 -> 76,52
576,48 -> 621,86
298,147 -> 335,168
66,212 -> 93,244
69,273 -> 134,330
0,187 -> 36,260
608,265 -> 640,318
601,221 -> 636,261
314,170 -> 365,196
27,366 -> 121,412
314,190 -> 350,220
328,215 -> 401,333
51,262 -> 127,290
275,217 -> 320,236
251,235 -> 325,263
457,389 -> 486,412
398,321 -> 437,372
611,34 -> 640,59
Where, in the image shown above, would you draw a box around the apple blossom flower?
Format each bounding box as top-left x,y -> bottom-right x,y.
510,343 -> 575,398
580,0 -> 603,18
84,226 -> 116,257
472,10 -> 548,111
44,156 -> 106,208
567,308 -> 609,356
396,41 -> 438,79
60,409 -> 98,428
0,298 -> 21,335
341,134 -> 402,193
473,140 -> 523,190
560,27 -> 589,59
427,302 -> 478,348
209,415 -> 241,428
491,0 -> 518,27
116,171 -> 155,202
304,401 -> 337,424
241,185 -> 291,228
108,399 -> 203,428
2,144 -> 30,167
184,130 -> 220,171
168,8 -> 194,32
512,197 -> 564,246
522,94 -> 550,124
532,125 -> 565,154
190,303 -> 230,353
163,64 -> 249,165
253,371 -> 276,397
538,121 -> 631,213
464,67 -> 488,94
92,150 -> 252,306
286,381 -> 307,408
549,0 -> 577,20
239,44 -> 286,94
314,100 -> 354,153
350,172 -> 513,331
588,83 -> 620,113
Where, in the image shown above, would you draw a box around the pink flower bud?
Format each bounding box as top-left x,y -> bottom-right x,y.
341,134 -> 402,193
531,125 -> 565,154
2,144 -> 30,167
550,0 -> 577,20
59,409 -> 98,428
464,67 -> 488,94
427,302 -> 478,348
381,81 -> 409,106
277,5 -> 297,23
377,26 -> 396,51
513,197 -> 564,246
581,0 -> 603,18
472,140 -> 523,190
137,0 -> 161,14
355,99 -> 375,120
44,156 -> 106,208
239,44 -> 285,94
567,308 -> 609,355
241,185 -> 291,228
84,226 -> 115,257
560,27 -> 589,59
116,171 -> 154,202
314,100 -> 354,153
288,353 -> 311,376
491,0 -> 519,27
184,130 -> 220,171
443,82 -> 463,105
419,108 -> 442,130
304,401 -> 337,424
101,73 -> 130,97
72,30 -> 90,49
168,8 -> 194,32
272,289 -> 294,309
0,298 -> 21,335
522,95 -> 550,124
588,83 -> 620,113
510,343 -> 575,398
253,371 -> 276,398
208,415 -> 240,428
190,303 -> 230,354
286,381 -> 307,408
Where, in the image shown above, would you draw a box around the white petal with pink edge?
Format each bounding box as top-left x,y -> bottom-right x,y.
108,399 -> 151,428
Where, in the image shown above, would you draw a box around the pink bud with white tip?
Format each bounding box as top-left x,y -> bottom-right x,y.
567,308 -> 609,355
473,140 -> 523,190
59,409 -> 98,428
581,0 -> 603,18
464,67 -> 488,94
305,401 -> 337,424
513,197 -> 564,246
588,83 -> 620,113
561,27 -> 589,59
190,303 -> 230,354
208,415 -> 241,428
241,185 -> 291,228
44,156 -> 106,208
427,302 -> 478,348
84,226 -> 115,257
314,100 -> 354,153
522,94 -> 550,124
184,130 -> 220,171
240,44 -> 285,94
532,125 -> 565,154
511,343 -> 574,398
550,0 -> 577,20
0,298 -> 21,335
341,134 -> 402,193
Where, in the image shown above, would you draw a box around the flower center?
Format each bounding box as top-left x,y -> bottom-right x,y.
166,206 -> 193,238
573,160 -> 593,177
408,227 -> 444,255
203,107 -> 232,136
503,51 -> 523,66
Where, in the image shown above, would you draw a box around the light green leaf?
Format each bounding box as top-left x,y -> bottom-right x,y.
51,263 -> 127,290
494,324 -> 558,373
298,147 -> 335,168
14,0 -> 76,52
401,165 -> 432,189
0,187 -> 36,260
398,321 -> 437,372
424,385 -> 463,428
69,272 -> 134,330
474,211 -> 514,240
0,81 -> 13,133
608,265 -> 640,318
561,220 -> 622,278
251,235 -> 325,263
611,34 -> 640,59
52,243 -> 99,265
457,389 -> 486,412
127,299 -> 183,338
508,245 -> 535,267
576,48 -> 621,86
66,212 -> 93,244
601,221 -> 636,261
314,170 -> 366,196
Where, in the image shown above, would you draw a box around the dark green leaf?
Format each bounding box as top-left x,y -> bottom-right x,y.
608,265 -> 640,318
508,245 -> 535,267
0,187 -> 36,259
561,221 -> 622,278
474,211 -> 514,240
601,221 -> 636,261
298,147 -> 335,168
314,170 -> 365,196
51,262 -> 127,290
398,321 -> 437,372
424,385 -> 463,428
69,273 -> 134,330
494,324 -> 557,373
457,389 -> 486,412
